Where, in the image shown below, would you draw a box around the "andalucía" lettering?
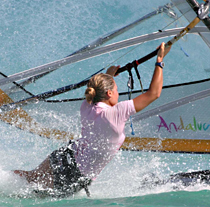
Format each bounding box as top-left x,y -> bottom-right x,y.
157,115 -> 210,133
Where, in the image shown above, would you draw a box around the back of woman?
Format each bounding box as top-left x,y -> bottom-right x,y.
73,99 -> 136,179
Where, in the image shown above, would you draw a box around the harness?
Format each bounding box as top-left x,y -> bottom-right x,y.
50,140 -> 91,197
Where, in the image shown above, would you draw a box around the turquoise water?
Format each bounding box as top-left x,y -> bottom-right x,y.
0,0 -> 210,206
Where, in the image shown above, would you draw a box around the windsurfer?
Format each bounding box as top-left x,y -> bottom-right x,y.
13,42 -> 171,197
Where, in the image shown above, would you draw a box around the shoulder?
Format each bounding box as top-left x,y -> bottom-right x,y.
80,100 -> 110,119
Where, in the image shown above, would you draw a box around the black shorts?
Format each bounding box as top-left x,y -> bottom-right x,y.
49,142 -> 91,197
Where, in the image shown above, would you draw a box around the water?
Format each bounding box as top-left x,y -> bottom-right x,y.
0,0 -> 210,206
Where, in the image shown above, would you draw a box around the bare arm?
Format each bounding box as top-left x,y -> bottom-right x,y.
105,42 -> 170,113
133,42 -> 171,112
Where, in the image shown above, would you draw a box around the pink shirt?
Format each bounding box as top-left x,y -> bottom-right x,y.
73,100 -> 136,179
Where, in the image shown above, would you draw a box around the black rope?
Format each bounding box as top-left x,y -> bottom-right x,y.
43,78 -> 210,103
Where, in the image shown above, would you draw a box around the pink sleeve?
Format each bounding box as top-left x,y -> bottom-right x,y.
114,100 -> 136,121
105,100 -> 136,126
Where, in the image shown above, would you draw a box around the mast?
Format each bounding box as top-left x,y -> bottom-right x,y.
186,0 -> 210,29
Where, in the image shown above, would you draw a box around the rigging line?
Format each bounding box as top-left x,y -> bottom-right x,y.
67,4 -> 174,56
67,4 -> 174,57
67,4 -> 177,70
107,9 -> 186,65
70,9 -> 180,81
156,8 -> 192,57
105,12 -> 189,71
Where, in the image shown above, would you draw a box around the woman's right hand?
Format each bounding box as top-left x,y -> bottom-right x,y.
157,42 -> 171,62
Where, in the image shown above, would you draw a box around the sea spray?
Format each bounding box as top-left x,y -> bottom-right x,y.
88,151 -> 175,199
0,167 -> 32,197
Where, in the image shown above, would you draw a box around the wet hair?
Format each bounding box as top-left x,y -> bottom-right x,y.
85,73 -> 115,104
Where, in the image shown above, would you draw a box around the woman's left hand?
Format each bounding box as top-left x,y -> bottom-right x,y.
106,65 -> 120,77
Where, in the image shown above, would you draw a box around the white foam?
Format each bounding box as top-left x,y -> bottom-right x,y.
0,167 -> 32,197
86,151 -> 210,199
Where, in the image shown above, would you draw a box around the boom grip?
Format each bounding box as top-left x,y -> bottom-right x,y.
116,48 -> 158,75
136,48 -> 158,65
115,62 -> 133,74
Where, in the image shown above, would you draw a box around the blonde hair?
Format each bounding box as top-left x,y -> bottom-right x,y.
85,73 -> 115,104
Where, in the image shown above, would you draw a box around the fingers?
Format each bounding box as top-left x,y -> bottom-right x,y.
157,43 -> 165,62
157,42 -> 171,62
106,65 -> 120,76
114,65 -> 120,77
156,42 -> 164,50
